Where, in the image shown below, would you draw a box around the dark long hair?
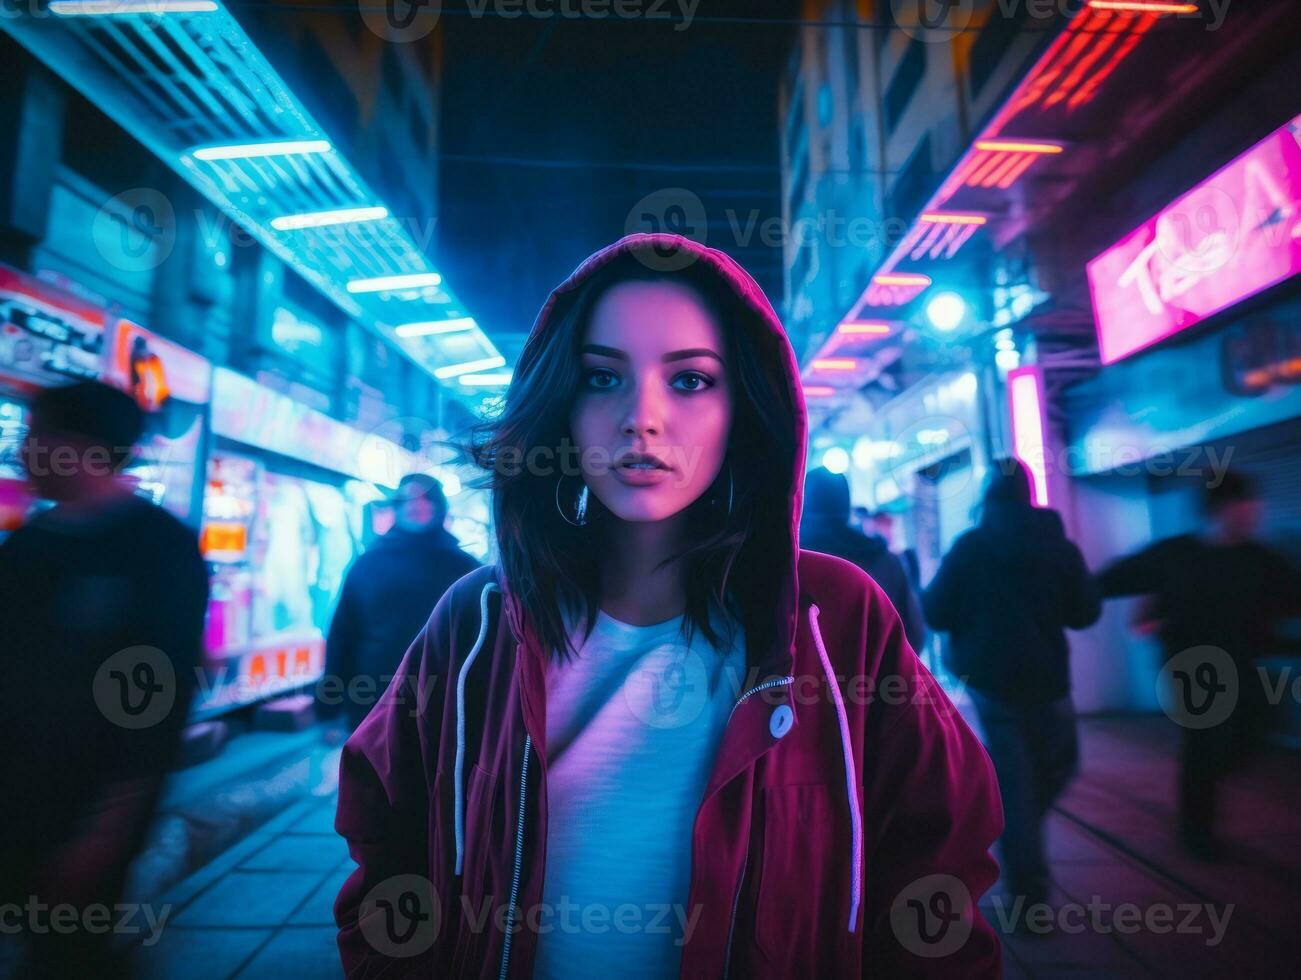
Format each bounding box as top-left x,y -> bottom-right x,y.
460,250 -> 797,664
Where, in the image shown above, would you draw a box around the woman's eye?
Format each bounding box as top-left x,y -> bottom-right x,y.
583,368 -> 619,390
673,371 -> 714,392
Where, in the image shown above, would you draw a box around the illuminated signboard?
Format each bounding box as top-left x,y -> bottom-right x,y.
1007,366 -> 1050,507
1088,114 -> 1301,365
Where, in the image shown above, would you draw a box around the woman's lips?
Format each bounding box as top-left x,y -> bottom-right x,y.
612,459 -> 673,487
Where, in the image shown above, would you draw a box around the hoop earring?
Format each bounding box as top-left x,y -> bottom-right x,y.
556,475 -> 589,527
714,462 -> 734,519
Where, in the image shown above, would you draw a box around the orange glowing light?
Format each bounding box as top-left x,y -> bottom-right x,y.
872,273 -> 932,287
973,140 -> 1065,154
837,321 -> 893,334
1087,1 -> 1197,13
919,212 -> 987,225
811,358 -> 859,371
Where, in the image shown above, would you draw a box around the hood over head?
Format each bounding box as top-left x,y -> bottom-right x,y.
496,233 -> 809,675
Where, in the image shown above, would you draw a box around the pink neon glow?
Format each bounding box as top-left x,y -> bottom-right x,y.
1007,366 -> 1050,507
811,358 -> 858,371
1088,114 -> 1301,364
873,273 -> 931,287
837,321 -> 893,335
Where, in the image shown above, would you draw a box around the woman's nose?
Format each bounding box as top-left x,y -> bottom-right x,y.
620,381 -> 663,438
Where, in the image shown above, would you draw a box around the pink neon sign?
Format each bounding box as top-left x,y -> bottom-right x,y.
1008,366 -> 1049,508
1088,114 -> 1301,365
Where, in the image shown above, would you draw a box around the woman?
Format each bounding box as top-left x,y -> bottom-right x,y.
334,234 -> 1002,978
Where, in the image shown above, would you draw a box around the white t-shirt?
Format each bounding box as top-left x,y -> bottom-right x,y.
532,605 -> 747,980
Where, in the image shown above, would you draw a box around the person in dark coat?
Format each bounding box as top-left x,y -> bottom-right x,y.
801,467 -> 925,650
1098,470 -> 1300,858
923,459 -> 1100,905
0,381 -> 209,978
322,473 -> 479,731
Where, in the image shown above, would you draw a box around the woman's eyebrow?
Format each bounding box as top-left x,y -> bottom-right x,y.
580,344 -> 723,364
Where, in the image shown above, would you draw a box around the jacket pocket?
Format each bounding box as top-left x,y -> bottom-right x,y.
754,783 -> 838,969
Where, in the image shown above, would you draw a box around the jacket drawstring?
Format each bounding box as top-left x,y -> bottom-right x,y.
454,581 -> 499,875
809,603 -> 862,933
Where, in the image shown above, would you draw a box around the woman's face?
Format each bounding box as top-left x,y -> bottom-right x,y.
569,279 -> 733,524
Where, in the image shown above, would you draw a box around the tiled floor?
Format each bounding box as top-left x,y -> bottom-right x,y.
133,795 -> 351,979
128,716 -> 1301,978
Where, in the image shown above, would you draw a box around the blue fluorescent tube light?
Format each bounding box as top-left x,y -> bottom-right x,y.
192,139 -> 332,161
270,206 -> 389,231
434,356 -> 507,380
347,272 -> 444,293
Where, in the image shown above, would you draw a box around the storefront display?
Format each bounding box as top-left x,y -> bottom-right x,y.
102,319 -> 212,524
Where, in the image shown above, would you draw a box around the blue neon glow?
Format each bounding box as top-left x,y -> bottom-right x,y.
435,356 -> 508,380
348,272 -> 444,293
394,318 -> 478,338
270,207 -> 389,231
51,1 -> 219,14
192,139 -> 332,161
458,372 -> 514,387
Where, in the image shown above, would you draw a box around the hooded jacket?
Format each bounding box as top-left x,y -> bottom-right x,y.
922,501 -> 1100,705
334,234 -> 1003,978
324,525 -> 480,728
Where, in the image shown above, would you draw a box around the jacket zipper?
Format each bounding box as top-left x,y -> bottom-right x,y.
499,734 -> 532,980
726,675 -> 794,724
721,675 -> 791,975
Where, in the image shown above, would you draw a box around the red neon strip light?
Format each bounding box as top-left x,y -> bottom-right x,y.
803,385 -> 837,397
980,154 -> 1024,188
965,153 -> 1007,186
910,222 -> 946,261
1069,14 -> 1154,109
949,153 -> 984,187
944,222 -> 979,258
929,223 -> 961,259
995,153 -> 1039,189
1045,25 -> 1119,108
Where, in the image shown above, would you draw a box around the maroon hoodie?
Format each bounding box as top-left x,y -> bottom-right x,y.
334,234 -> 1003,978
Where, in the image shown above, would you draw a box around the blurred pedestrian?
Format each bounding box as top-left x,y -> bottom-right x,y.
923,459 -> 1100,906
322,473 -> 479,733
802,467 -> 925,650
1098,470 -> 1300,858
0,380 -> 209,978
